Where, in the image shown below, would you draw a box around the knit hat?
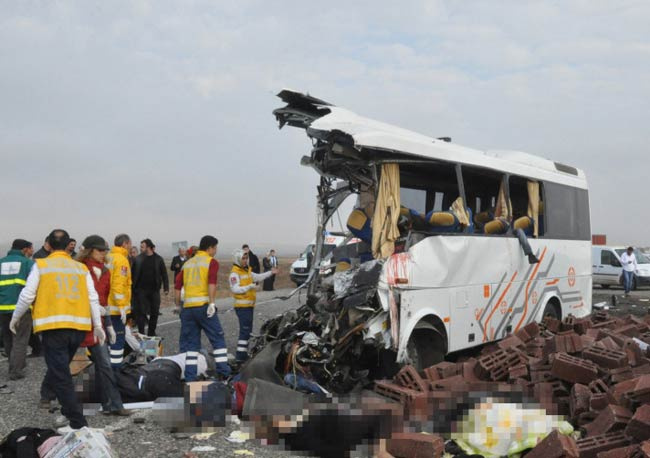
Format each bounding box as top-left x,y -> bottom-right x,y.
82,235 -> 109,251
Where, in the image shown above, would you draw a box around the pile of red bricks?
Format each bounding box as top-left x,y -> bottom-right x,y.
375,312 -> 650,458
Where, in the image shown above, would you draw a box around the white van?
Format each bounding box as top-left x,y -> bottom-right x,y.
290,234 -> 348,286
275,89 -> 592,369
592,246 -> 650,289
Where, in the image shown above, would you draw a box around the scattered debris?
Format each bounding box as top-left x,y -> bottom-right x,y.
190,445 -> 217,452
226,430 -> 250,444
43,427 -> 116,458
233,450 -> 254,456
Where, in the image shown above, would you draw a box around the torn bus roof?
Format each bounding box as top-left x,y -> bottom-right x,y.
273,89 -> 587,187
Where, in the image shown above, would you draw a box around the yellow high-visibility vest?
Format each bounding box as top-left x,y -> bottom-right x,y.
231,264 -> 256,308
32,251 -> 92,333
182,251 -> 212,308
105,246 -> 131,316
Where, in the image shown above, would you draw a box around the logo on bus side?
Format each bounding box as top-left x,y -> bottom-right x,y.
568,267 -> 576,287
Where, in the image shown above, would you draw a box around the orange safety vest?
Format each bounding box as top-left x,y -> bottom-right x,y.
32,251 -> 92,333
231,264 -> 256,308
182,251 -> 212,308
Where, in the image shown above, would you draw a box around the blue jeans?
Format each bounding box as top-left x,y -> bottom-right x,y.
88,343 -> 124,412
41,329 -> 87,429
623,270 -> 635,294
109,316 -> 126,369
179,305 -> 230,380
235,307 -> 254,362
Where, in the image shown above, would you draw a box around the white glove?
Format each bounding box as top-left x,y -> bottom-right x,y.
106,326 -> 117,345
99,306 -> 108,316
206,302 -> 216,318
94,326 -> 106,346
9,316 -> 20,334
120,308 -> 127,324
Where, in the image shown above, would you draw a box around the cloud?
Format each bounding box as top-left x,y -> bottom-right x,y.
1,1 -> 650,252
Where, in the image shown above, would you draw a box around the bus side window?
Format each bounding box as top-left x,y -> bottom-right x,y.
510,176 -> 544,237
461,167 -> 505,235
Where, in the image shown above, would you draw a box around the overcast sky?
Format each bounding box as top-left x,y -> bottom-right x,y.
2,1 -> 649,255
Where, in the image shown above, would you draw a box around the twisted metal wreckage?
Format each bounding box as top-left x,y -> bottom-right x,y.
244,90 -> 447,393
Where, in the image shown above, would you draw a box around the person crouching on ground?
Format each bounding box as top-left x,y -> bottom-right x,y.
229,249 -> 278,364
77,235 -> 131,416
10,229 -> 105,431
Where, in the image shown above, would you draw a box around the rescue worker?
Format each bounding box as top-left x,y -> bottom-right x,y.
105,233 -> 132,369
77,235 -> 131,416
0,239 -> 34,380
229,249 -> 278,363
10,229 -> 105,431
174,236 -> 230,381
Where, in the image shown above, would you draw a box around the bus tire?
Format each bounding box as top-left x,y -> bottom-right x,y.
542,298 -> 561,320
405,328 -> 445,371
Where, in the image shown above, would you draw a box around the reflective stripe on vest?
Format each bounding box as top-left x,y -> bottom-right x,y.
0,304 -> 16,311
182,252 -> 212,308
32,252 -> 92,333
231,265 -> 256,308
0,278 -> 26,286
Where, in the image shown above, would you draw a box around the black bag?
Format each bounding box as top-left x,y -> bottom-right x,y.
117,359 -> 184,402
0,427 -> 58,458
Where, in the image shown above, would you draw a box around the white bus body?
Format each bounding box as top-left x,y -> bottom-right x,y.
274,89 -> 592,369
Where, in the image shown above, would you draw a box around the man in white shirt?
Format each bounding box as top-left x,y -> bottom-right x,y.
620,246 -> 638,297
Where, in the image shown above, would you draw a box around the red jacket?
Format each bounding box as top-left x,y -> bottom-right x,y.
80,258 -> 111,348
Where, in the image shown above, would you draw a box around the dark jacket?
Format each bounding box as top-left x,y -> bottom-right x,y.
132,253 -> 169,292
0,250 -> 34,314
170,255 -> 186,277
32,246 -> 50,259
248,251 -> 260,274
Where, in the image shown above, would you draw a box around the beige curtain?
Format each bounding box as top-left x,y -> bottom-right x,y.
372,163 -> 401,259
527,181 -> 540,237
494,179 -> 512,221
450,196 -> 470,228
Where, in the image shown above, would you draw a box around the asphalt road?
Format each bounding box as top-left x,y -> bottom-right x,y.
1,285 -> 649,457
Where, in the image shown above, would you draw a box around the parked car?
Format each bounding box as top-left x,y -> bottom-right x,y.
289,234 -> 346,286
592,245 -> 650,289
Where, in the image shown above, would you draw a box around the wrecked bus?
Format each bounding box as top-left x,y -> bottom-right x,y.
272,89 -> 592,374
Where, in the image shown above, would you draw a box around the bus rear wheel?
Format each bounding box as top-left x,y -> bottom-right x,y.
405,328 -> 445,371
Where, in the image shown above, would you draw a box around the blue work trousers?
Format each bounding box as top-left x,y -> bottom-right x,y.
179,304 -> 230,381
41,329 -> 87,429
235,307 -> 254,363
109,316 -> 126,369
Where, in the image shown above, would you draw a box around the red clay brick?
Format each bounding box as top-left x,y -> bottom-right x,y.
515,321 -> 540,342
576,431 -> 630,458
508,364 -> 528,381
475,348 -> 523,381
570,383 -> 591,419
625,404 -> 650,442
582,404 -> 633,436
640,441 -> 650,458
387,432 -> 444,458
395,365 -> 428,393
582,346 -> 629,369
526,429 -> 579,458
614,324 -> 640,338
550,352 -> 599,384
596,445 -> 640,458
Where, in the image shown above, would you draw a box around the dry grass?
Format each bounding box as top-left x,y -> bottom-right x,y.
160,257 -> 295,307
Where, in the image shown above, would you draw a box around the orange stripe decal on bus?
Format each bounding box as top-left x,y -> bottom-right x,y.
483,271 -> 518,342
546,278 -> 559,286
515,247 -> 548,332
443,316 -> 450,323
